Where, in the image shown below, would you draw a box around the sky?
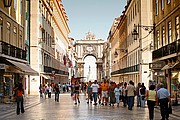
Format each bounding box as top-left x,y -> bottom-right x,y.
62,0 -> 127,40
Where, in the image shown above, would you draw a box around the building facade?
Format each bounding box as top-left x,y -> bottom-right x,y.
30,0 -> 69,95
152,0 -> 180,104
0,0 -> 37,102
124,0 -> 153,87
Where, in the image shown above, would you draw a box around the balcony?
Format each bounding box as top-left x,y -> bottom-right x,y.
44,65 -> 68,76
153,39 -> 180,60
0,41 -> 26,60
111,64 -> 139,75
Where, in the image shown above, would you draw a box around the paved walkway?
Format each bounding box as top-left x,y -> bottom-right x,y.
0,94 -> 179,120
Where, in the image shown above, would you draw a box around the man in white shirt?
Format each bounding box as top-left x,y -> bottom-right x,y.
91,80 -> 99,105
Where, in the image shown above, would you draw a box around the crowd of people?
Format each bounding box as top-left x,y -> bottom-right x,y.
70,79 -> 171,120
38,79 -> 171,120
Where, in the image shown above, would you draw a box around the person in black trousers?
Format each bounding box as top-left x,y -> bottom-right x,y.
157,84 -> 171,120
16,83 -> 25,115
54,84 -> 60,102
145,85 -> 157,120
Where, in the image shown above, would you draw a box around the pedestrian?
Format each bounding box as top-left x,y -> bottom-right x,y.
136,83 -> 141,107
43,85 -> 48,99
48,84 -> 52,98
54,84 -> 60,102
98,82 -> 102,104
101,79 -> 109,106
91,80 -> 99,105
86,81 -> 92,104
139,83 -> 146,107
114,84 -> 122,107
157,83 -> 171,120
39,84 -> 43,98
109,82 -> 116,106
73,81 -> 80,105
16,83 -> 25,115
122,82 -> 128,107
127,80 -> 135,110
145,85 -> 157,120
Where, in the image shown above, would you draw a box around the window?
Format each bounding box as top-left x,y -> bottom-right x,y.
162,26 -> 165,46
20,0 -> 23,15
19,30 -> 23,48
135,4 -> 137,16
161,0 -> 164,10
6,22 -> 11,43
156,30 -> 160,49
13,27 -> 17,46
156,0 -> 159,15
175,16 -> 179,40
168,21 -> 172,43
167,0 -> 170,4
0,17 -> 3,41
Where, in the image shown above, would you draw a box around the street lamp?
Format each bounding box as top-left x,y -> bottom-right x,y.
114,48 -> 127,58
3,0 -> 13,7
132,24 -> 154,41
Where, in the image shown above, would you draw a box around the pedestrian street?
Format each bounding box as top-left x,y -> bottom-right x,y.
0,94 -> 179,120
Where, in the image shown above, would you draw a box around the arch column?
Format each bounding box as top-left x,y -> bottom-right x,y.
77,62 -> 85,78
96,62 -> 103,82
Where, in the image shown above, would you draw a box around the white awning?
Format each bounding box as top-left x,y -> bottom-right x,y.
161,65 -> 170,70
41,74 -> 51,79
7,59 -> 39,75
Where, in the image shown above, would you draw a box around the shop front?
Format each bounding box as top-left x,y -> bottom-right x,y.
0,58 -> 38,103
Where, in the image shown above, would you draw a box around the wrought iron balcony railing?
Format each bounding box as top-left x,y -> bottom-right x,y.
0,41 -> 26,60
111,64 -> 139,75
44,66 -> 68,76
153,39 -> 180,60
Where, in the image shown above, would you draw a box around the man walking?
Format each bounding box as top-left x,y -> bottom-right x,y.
101,79 -> 109,105
157,83 -> 170,120
127,80 -> 135,110
91,80 -> 99,105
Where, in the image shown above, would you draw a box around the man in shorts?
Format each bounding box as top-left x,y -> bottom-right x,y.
101,79 -> 109,105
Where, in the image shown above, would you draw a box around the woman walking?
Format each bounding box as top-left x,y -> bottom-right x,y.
145,85 -> 157,120
74,81 -> 80,105
16,83 -> 25,115
109,82 -> 116,106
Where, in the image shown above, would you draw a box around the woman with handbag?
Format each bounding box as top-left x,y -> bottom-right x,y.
145,85 -> 157,120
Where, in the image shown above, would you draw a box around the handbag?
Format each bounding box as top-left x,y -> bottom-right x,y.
168,103 -> 172,114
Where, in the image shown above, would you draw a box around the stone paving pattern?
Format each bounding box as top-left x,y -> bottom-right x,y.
0,94 -> 180,120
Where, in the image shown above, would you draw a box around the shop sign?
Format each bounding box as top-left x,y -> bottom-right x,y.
0,64 -> 5,70
150,61 -> 165,69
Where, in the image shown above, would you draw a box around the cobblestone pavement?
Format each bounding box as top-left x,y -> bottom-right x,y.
0,94 -> 179,120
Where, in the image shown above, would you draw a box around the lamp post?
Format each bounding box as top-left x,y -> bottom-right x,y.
3,0 -> 13,7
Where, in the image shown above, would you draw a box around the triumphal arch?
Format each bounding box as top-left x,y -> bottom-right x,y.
74,32 -> 104,81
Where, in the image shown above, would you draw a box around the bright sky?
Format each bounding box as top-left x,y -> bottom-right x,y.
62,0 -> 127,40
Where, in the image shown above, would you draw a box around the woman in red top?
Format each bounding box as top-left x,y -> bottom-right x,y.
16,83 -> 25,115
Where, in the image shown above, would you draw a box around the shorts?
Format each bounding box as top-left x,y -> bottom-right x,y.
102,91 -> 108,98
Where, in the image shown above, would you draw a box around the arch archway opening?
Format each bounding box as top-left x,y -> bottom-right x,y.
84,55 -> 97,82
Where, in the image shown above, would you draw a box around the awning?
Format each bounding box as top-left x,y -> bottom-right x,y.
161,65 -> 170,70
41,74 -> 51,80
7,59 -> 39,75
161,62 -> 179,70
